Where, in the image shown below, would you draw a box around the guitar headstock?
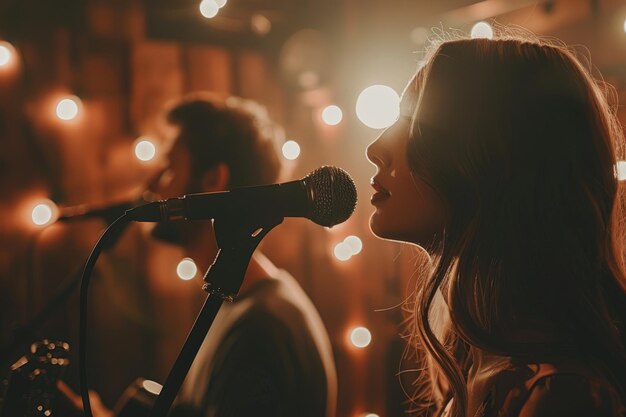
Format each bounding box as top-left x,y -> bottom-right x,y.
1,339 -> 70,417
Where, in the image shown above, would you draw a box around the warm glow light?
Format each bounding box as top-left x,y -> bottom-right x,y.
199,0 -> 219,18
215,0 -> 227,7
31,200 -> 58,226
321,105 -> 343,126
282,140 -> 301,160
134,138 -> 157,162
362,414 -> 380,417
251,14 -> 271,35
616,160 -> 626,181
356,85 -> 400,129
334,242 -> 352,261
55,97 -> 80,121
471,21 -> 494,39
0,41 -> 15,67
350,327 -> 372,348
344,235 -> 362,255
623,18 -> 626,33
142,380 -> 163,395
176,258 -> 198,281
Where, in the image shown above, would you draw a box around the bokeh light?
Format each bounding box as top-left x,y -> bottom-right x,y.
471,21 -> 494,39
350,327 -> 372,348
199,0 -> 219,18
344,235 -> 363,255
0,41 -> 15,67
616,160 -> 626,181
282,140 -> 301,160
321,105 -> 343,126
176,258 -> 198,281
31,200 -> 58,226
334,242 -> 352,261
623,18 -> 626,33
215,0 -> 227,7
142,380 -> 163,395
134,138 -> 157,162
251,14 -> 272,35
362,414 -> 380,417
356,85 -> 400,129
55,97 -> 81,121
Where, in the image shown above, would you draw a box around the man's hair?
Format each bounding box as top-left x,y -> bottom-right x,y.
166,92 -> 283,188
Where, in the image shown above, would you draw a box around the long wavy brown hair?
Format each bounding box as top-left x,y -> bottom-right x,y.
402,32 -> 626,417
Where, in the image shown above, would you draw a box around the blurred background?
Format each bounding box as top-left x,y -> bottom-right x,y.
1,0 -> 626,416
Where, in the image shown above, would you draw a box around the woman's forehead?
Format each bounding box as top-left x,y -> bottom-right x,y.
400,75 -> 419,111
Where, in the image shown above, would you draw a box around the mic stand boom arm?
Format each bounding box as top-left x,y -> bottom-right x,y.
149,213 -> 284,417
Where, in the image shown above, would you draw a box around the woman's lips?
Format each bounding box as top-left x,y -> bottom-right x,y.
370,179 -> 390,204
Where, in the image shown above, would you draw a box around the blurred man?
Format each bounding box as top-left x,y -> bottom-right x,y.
153,94 -> 337,417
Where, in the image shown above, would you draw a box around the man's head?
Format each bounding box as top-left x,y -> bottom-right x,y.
150,93 -> 284,245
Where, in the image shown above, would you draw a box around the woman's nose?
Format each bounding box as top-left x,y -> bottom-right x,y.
366,133 -> 387,168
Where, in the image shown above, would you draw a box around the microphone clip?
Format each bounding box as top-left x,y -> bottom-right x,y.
201,213 -> 284,301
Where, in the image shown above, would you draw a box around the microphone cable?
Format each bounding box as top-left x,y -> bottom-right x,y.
78,213 -> 132,417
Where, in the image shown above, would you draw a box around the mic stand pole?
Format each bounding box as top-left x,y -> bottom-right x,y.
149,214 -> 284,417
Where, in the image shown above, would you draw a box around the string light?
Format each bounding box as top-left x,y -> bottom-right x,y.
333,236 -> 363,261
55,96 -> 81,121
199,0 -> 219,18
142,380 -> 163,395
134,137 -> 157,162
616,160 -> 626,181
334,242 -> 352,261
176,258 -> 198,281
31,200 -> 58,226
251,14 -> 271,35
471,21 -> 494,39
344,235 -> 362,255
321,105 -> 343,126
349,327 -> 372,348
0,41 -> 16,67
282,140 -> 301,160
356,85 -> 399,129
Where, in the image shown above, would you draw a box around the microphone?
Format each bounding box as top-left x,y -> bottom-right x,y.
58,200 -> 139,224
126,166 -> 357,228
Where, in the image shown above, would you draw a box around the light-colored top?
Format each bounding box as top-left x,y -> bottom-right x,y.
177,269 -> 337,417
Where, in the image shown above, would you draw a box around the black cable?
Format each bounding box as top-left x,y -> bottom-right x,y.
78,214 -> 131,417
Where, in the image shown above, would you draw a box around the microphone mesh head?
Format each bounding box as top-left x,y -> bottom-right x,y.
303,166 -> 357,227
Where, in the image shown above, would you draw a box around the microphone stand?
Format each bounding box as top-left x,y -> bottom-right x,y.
149,213 -> 284,417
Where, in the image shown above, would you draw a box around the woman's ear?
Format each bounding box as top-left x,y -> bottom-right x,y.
201,162 -> 230,192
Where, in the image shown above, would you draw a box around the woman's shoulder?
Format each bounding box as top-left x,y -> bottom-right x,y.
492,362 -> 625,417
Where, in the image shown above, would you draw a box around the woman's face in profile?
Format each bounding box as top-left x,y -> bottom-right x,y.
366,76 -> 448,246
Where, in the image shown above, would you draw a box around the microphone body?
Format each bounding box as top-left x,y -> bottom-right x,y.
127,166 -> 357,228
58,200 -> 137,224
